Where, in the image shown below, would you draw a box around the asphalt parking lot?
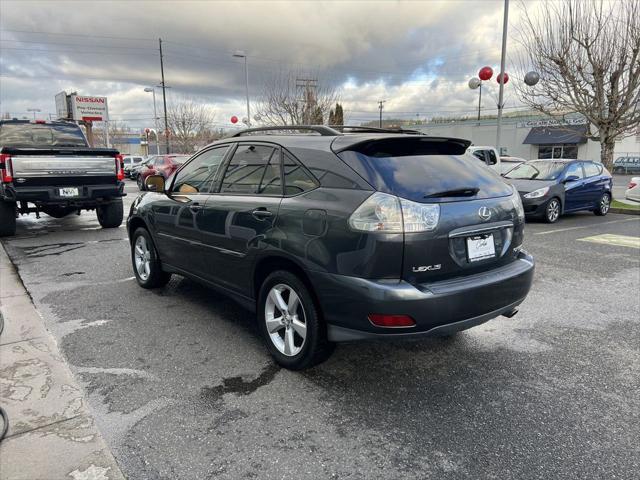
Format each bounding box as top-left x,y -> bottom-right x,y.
2,180 -> 639,480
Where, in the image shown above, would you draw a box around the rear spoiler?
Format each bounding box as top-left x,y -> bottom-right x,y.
331,135 -> 472,156
0,146 -> 120,156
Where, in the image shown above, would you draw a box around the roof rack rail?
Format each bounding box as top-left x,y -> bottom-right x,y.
330,125 -> 425,135
230,125 -> 341,137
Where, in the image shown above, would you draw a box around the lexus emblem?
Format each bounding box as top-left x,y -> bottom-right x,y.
478,206 -> 492,221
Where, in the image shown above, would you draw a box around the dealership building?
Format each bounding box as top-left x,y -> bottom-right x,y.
415,113 -> 639,162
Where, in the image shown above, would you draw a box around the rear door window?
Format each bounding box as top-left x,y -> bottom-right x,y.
219,144 -> 280,195
584,162 -> 602,177
283,152 -> 318,195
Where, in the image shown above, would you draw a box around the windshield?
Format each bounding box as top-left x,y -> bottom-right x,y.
505,161 -> 566,180
0,122 -> 88,148
171,155 -> 189,164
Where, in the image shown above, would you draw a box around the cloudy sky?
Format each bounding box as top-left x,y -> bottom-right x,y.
0,0 -> 535,130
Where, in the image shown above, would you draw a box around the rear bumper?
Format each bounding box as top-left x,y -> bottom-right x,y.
2,182 -> 125,205
309,252 -> 535,342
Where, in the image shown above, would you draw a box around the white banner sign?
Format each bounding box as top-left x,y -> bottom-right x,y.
70,95 -> 109,122
517,118 -> 587,128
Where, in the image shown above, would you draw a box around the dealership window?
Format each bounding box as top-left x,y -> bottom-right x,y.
538,144 -> 578,159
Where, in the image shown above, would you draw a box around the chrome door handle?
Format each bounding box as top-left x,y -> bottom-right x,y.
251,208 -> 273,219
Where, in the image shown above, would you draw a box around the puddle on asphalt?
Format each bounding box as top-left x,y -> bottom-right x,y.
199,364 -> 280,406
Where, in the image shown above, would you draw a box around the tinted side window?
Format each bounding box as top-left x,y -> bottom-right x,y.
283,152 -> 318,195
172,147 -> 229,194
584,162 -> 602,177
565,163 -> 584,179
487,150 -> 498,165
220,145 -> 278,195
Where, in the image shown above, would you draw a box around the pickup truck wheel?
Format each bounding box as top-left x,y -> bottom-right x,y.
0,201 -> 17,237
258,270 -> 334,370
97,199 -> 123,228
131,227 -> 171,288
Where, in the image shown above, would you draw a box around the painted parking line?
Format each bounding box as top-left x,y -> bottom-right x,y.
577,234 -> 640,249
534,218 -> 638,235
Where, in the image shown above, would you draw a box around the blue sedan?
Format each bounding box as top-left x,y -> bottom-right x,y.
505,159 -> 613,223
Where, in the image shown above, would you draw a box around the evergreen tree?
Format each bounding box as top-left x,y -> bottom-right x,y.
328,109 -> 335,126
334,103 -> 344,126
312,106 -> 324,125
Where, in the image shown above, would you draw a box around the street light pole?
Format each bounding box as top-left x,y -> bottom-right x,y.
378,100 -> 386,128
233,51 -> 251,127
144,87 -> 160,154
496,0 -> 510,155
159,38 -> 170,154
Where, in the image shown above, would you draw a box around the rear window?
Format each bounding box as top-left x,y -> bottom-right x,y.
0,122 -> 88,148
170,155 -> 190,164
338,141 -> 512,202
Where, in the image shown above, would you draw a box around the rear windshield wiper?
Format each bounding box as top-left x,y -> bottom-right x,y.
424,187 -> 480,198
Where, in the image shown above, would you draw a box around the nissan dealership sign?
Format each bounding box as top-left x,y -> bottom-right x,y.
70,94 -> 109,122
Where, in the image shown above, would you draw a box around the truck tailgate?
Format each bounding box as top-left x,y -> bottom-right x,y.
11,155 -> 118,185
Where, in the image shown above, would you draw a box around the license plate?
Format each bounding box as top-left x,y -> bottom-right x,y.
59,187 -> 79,197
467,234 -> 496,262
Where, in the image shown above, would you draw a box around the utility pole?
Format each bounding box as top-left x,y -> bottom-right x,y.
159,38 -> 170,154
477,82 -> 483,121
296,78 -> 318,124
495,0 -> 509,156
378,100 -> 386,128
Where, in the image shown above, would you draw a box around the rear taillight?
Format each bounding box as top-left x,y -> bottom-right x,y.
348,192 -> 440,233
115,154 -> 125,181
0,153 -> 13,183
628,182 -> 637,189
368,314 -> 416,328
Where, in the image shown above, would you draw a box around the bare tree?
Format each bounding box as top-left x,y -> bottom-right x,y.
167,99 -> 216,153
254,70 -> 340,126
94,120 -> 129,148
515,0 -> 640,169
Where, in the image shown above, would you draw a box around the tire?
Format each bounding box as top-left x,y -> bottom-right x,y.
544,197 -> 561,223
131,227 -> 171,288
42,206 -> 75,218
137,175 -> 146,191
96,199 -> 123,228
594,192 -> 611,216
0,201 -> 17,237
257,270 -> 334,370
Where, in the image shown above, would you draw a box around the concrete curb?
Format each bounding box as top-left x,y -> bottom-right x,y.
609,207 -> 640,215
0,244 -> 126,480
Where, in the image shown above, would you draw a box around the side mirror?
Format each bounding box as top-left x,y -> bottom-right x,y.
145,175 -> 165,192
563,175 -> 579,183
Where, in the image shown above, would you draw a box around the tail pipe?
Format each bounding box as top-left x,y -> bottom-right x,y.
502,308 -> 519,319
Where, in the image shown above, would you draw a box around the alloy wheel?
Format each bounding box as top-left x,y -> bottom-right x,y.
600,194 -> 610,214
547,199 -> 560,222
134,235 -> 151,281
264,283 -> 307,357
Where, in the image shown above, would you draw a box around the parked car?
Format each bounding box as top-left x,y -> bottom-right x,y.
127,126 -> 535,370
129,156 -> 154,180
612,156 -> 640,174
123,155 -> 145,177
505,159 -> 612,223
625,177 -> 640,202
0,119 -> 125,236
499,156 -> 526,176
137,154 -> 189,190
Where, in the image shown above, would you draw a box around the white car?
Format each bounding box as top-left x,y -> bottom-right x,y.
625,177 -> 640,202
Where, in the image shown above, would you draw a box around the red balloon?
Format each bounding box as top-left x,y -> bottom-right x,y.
230,115 -> 238,124
496,72 -> 509,84
479,66 -> 493,81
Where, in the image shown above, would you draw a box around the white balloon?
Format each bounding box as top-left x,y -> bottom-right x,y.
524,71 -> 540,86
468,77 -> 481,90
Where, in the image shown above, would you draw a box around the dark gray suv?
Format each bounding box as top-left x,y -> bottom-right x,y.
127,126 -> 534,369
